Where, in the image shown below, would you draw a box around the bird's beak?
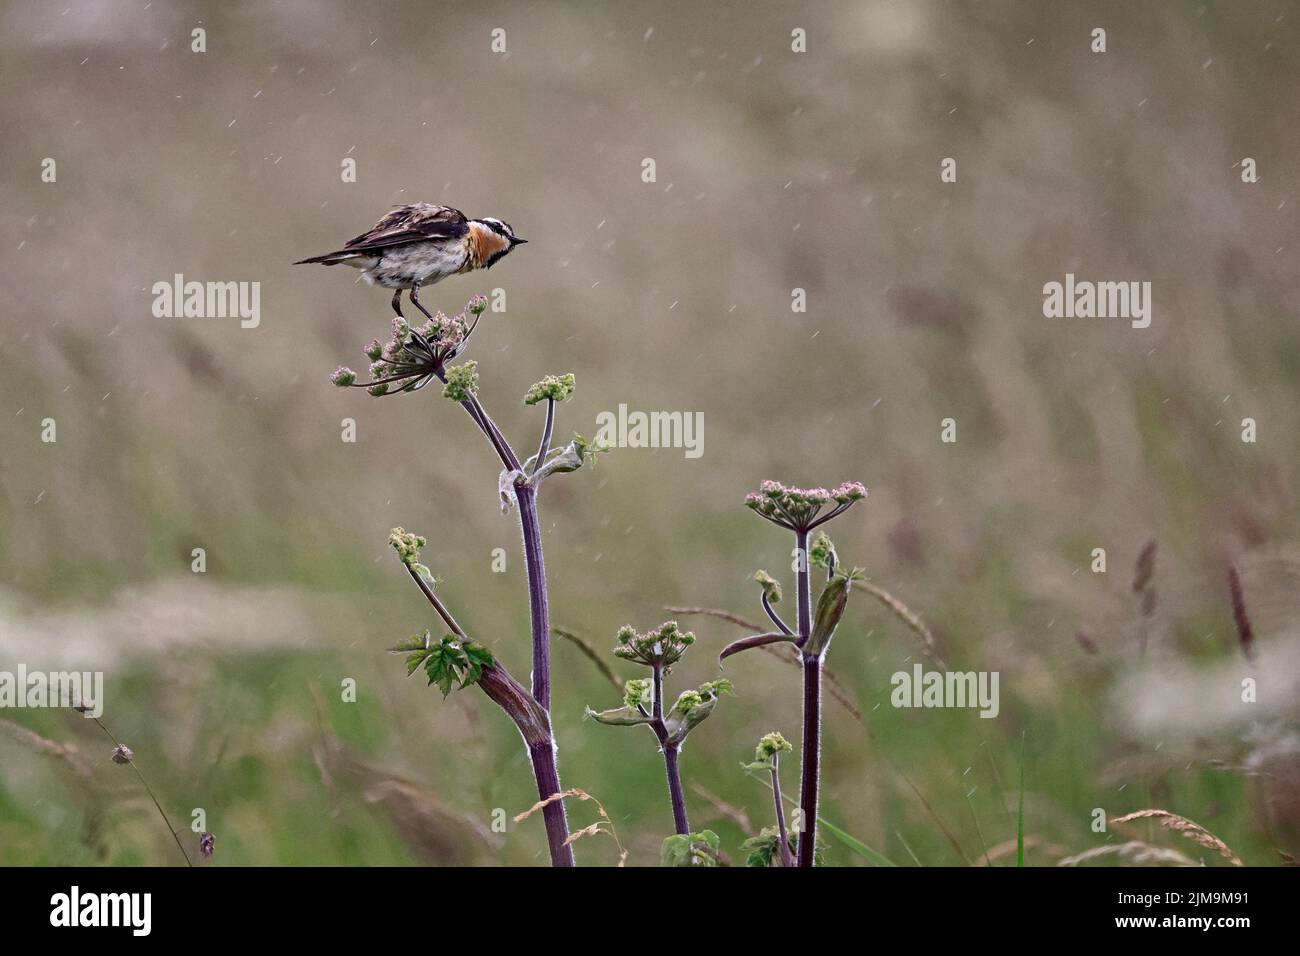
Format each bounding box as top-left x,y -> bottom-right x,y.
512,237 -> 528,246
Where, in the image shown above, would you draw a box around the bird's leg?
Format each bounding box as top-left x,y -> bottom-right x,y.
408,282 -> 434,320
390,289 -> 404,319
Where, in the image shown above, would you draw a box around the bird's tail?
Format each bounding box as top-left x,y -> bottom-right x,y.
292,250 -> 358,266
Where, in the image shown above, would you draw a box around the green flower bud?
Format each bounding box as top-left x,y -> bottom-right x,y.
330,366 -> 357,387
387,527 -> 427,567
742,730 -> 792,772
756,731 -> 792,759
523,372 -> 576,406
622,678 -> 652,709
441,360 -> 479,402
609,621 -> 696,668
663,678 -> 731,744
809,532 -> 837,570
753,569 -> 782,603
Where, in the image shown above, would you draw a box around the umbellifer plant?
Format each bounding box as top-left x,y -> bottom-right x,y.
585,621 -> 731,837
722,480 -> 867,867
333,297 -> 879,868
737,731 -> 825,867
739,731 -> 795,867
333,295 -> 604,867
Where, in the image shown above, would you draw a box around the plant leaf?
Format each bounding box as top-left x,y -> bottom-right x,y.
388,631 -> 431,654
661,830 -> 722,867
739,828 -> 780,867
405,649 -> 432,676
584,705 -> 652,727
805,569 -> 860,657
718,631 -> 795,662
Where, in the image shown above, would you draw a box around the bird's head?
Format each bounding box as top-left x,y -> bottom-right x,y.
471,217 -> 528,268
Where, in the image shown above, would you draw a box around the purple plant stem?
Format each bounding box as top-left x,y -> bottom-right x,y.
662,744 -> 691,835
515,484 -> 551,711
762,590 -> 793,635
651,662 -> 690,834
797,651 -> 822,866
427,367 -> 572,864
793,526 -> 820,866
795,529 -> 812,643
410,571 -> 574,867
434,368 -> 550,712
533,397 -> 555,474
433,367 -> 521,473
528,741 -> 576,867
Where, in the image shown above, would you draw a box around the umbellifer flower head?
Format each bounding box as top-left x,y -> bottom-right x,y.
331,296 -> 488,397
199,831 -> 215,859
388,527 -> 433,582
755,731 -> 792,761
742,731 -> 794,772
441,360 -> 479,402
111,744 -> 134,765
613,620 -> 695,668
388,527 -> 426,566
752,569 -> 782,603
744,479 -> 867,533
809,531 -> 838,570
523,373 -> 576,406
622,678 -> 652,710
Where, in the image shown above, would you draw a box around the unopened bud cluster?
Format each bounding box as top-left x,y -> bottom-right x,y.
523,372 -> 576,406
613,620 -> 696,668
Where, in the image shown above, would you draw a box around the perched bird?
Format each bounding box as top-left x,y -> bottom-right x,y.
294,203 -> 526,318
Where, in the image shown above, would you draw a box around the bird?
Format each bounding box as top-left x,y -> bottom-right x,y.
294,203 -> 526,318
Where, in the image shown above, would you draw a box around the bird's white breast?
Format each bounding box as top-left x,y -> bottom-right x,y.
364,241 -> 468,289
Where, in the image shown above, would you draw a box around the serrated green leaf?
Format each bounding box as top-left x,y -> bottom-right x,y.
464,642 -> 494,668
739,829 -> 780,867
405,649 -> 432,676
660,830 -> 722,867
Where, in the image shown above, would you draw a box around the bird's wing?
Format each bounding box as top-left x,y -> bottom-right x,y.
343,204 -> 469,252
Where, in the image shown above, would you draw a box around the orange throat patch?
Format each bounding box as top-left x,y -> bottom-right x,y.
467,222 -> 510,269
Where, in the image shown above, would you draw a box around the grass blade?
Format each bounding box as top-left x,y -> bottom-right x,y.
817,815 -> 898,867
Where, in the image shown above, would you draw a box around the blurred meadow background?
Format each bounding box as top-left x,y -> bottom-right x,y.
2,0 -> 1299,866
